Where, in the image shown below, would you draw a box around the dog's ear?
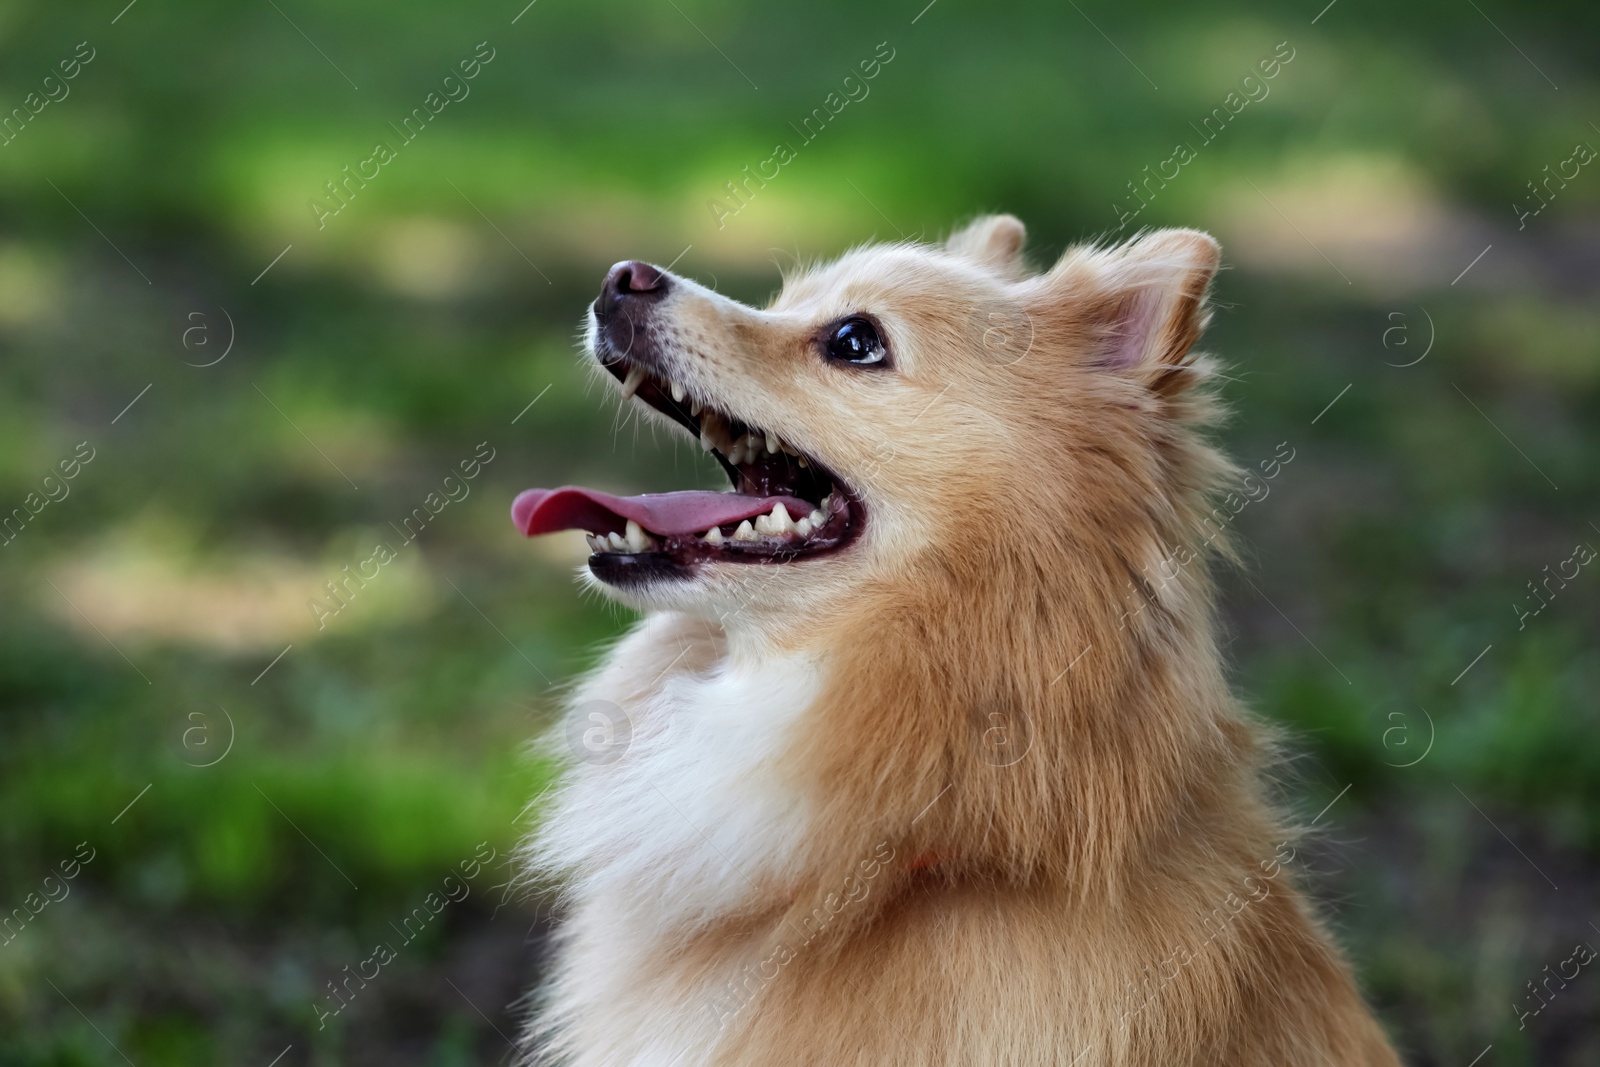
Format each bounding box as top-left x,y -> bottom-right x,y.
945,214 -> 1027,275
1041,228 -> 1220,389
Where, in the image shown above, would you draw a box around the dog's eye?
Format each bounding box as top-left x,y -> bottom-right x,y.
823,317 -> 888,367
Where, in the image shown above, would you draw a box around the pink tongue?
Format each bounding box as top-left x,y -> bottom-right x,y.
512,486 -> 813,538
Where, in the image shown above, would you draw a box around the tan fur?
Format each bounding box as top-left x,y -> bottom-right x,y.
523,217 -> 1403,1065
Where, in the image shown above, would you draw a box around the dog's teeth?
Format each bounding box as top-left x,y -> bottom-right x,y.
699,429 -> 715,452
586,534 -> 607,552
702,526 -> 723,544
670,382 -> 686,403
755,503 -> 794,536
809,508 -> 826,527
794,517 -> 812,537
702,414 -> 734,455
691,400 -> 702,415
620,366 -> 646,402
624,520 -> 653,553
797,455 -> 808,467
607,532 -> 628,551
733,520 -> 758,542
766,434 -> 781,454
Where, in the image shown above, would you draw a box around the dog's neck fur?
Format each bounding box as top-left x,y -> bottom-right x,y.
527,540 -> 1273,1063
780,534 -> 1261,902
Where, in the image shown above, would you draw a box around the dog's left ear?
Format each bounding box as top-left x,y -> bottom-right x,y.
945,214 -> 1027,276
1041,228 -> 1221,390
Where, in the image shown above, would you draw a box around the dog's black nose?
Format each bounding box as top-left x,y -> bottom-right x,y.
597,260 -> 669,321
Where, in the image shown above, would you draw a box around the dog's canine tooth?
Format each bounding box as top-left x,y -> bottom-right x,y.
619,365 -> 646,402
670,382 -> 686,403
755,503 -> 793,536
702,526 -> 723,544
624,520 -> 653,552
733,519 -> 758,542
701,413 -> 735,455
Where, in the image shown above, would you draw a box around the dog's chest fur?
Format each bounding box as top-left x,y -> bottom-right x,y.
531,615 -> 822,1064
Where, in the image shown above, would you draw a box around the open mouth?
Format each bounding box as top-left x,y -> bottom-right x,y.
512,353 -> 862,582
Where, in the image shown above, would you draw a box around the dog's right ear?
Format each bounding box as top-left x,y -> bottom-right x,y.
945,214 -> 1027,276
1034,228 -> 1221,396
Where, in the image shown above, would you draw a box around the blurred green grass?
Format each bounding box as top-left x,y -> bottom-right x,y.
1,0 -> 1598,1063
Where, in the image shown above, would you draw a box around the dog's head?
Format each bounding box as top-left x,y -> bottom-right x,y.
514,217 -> 1224,630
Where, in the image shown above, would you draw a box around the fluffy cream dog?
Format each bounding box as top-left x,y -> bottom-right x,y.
511,217 -> 1402,1066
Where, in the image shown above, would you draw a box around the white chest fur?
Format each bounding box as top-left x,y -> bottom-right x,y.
526,616 -> 825,1065
533,614 -> 822,936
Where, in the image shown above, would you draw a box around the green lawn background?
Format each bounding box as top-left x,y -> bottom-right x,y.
1,1 -> 1597,1063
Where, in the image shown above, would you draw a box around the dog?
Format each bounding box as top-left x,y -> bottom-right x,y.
511,217 -> 1402,1066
